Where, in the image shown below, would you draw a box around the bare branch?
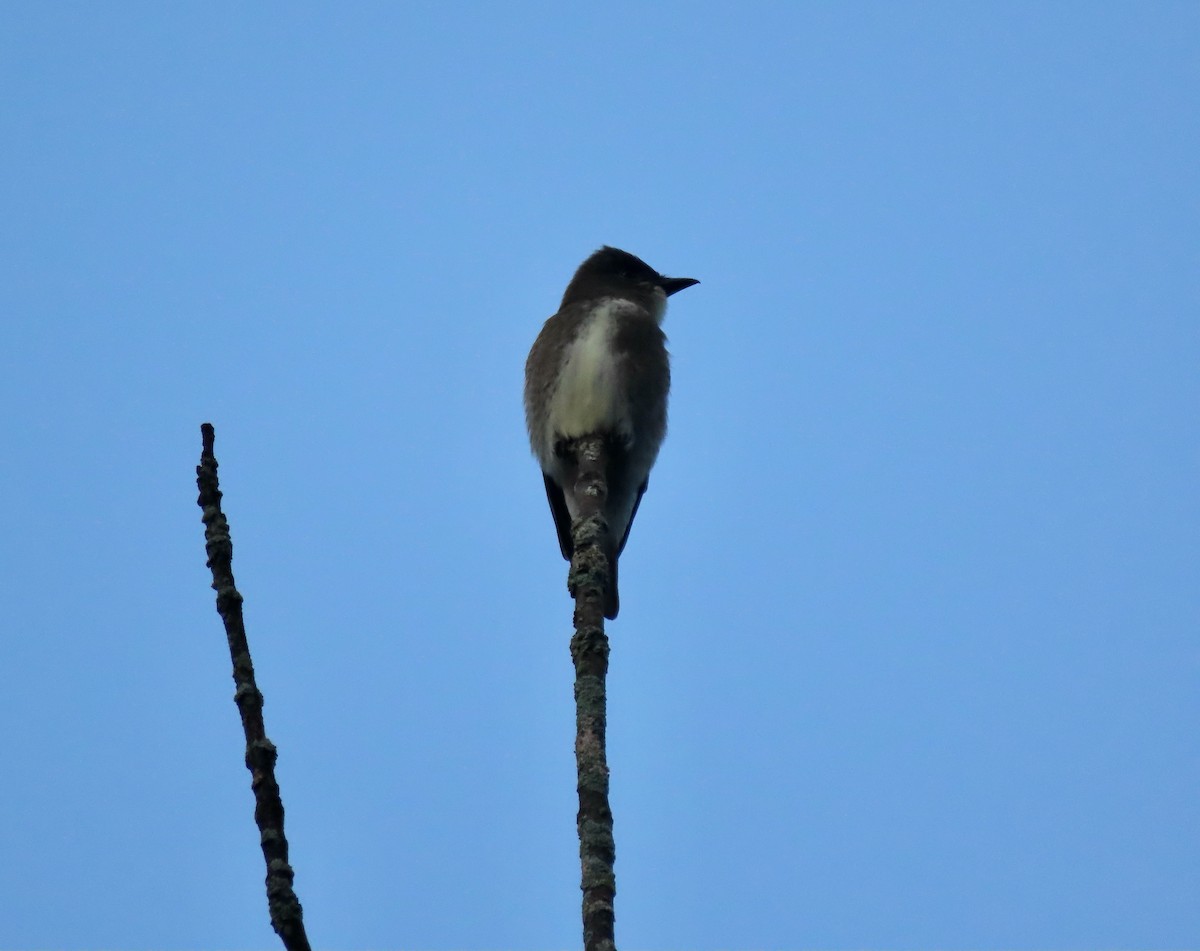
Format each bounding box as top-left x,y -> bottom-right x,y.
567,434 -> 617,951
195,423 -> 312,951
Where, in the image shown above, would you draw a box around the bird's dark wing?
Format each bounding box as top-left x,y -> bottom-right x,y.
617,478 -> 649,556
543,472 -> 574,560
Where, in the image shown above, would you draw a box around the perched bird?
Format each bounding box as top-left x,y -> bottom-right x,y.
524,246 -> 698,618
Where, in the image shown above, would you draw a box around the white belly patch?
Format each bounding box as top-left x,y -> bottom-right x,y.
546,301 -> 630,442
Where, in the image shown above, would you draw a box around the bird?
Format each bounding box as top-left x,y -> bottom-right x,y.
524,246 -> 698,619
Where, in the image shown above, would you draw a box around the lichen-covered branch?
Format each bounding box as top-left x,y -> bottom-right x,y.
567,435 -> 617,951
195,423 -> 311,951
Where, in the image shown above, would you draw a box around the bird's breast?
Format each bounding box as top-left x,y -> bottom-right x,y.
547,300 -> 630,442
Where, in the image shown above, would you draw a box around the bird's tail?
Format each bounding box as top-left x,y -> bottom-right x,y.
604,547 -> 619,620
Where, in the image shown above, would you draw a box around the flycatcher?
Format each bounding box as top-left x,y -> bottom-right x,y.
524,246 -> 698,618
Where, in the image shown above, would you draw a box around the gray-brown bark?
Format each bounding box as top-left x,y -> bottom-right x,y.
566,435 -> 618,951
195,423 -> 311,951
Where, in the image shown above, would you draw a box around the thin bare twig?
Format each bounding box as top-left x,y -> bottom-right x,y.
567,434 -> 617,951
196,423 -> 311,951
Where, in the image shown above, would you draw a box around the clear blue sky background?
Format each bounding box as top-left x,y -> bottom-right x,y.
1,3 -> 1196,949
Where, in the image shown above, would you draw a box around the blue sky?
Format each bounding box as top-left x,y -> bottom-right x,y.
1,2 -> 1196,949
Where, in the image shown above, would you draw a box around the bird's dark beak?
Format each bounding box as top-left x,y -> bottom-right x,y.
659,276 -> 700,297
